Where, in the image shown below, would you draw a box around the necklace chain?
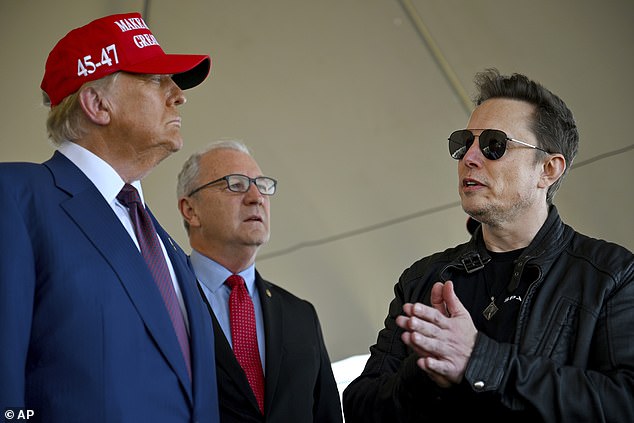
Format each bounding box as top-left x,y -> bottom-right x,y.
481,254 -> 516,320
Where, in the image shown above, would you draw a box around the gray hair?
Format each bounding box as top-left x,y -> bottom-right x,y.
44,73 -> 120,146
177,139 -> 252,232
177,139 -> 252,199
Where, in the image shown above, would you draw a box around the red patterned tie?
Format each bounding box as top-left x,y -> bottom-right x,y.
226,274 -> 265,413
117,184 -> 191,379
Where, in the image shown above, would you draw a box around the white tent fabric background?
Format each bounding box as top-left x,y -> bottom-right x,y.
1,0 -> 632,362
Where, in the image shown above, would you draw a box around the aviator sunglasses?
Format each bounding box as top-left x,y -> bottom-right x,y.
448,129 -> 551,160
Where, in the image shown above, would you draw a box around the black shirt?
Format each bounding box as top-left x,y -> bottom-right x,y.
454,248 -> 528,342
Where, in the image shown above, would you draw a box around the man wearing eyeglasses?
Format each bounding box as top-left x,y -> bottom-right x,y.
343,68 -> 634,422
177,140 -> 343,422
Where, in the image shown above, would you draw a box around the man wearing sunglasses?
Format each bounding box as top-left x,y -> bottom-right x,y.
343,68 -> 634,422
177,140 -> 343,422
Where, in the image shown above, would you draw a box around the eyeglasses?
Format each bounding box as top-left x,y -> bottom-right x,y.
188,174 -> 277,196
448,129 -> 551,160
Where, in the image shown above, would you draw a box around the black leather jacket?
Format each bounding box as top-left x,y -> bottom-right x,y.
343,206 -> 634,422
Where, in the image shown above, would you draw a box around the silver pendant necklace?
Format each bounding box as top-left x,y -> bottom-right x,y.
480,248 -> 523,321
482,297 -> 499,320
482,267 -> 505,321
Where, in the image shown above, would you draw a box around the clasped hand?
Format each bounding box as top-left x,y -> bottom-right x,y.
395,281 -> 477,388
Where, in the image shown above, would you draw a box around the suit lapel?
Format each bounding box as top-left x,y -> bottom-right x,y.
150,212 -> 199,397
45,152 -> 193,400
256,271 -> 283,414
197,281 -> 261,412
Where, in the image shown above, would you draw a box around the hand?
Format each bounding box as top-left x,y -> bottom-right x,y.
395,281 -> 477,387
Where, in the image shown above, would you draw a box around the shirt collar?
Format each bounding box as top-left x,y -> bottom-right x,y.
190,250 -> 256,295
57,140 -> 144,203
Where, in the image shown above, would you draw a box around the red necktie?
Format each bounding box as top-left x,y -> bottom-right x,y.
226,274 -> 265,413
117,184 -> 191,379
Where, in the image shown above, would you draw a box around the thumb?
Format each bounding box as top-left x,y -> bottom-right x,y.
443,281 -> 465,317
430,282 -> 449,317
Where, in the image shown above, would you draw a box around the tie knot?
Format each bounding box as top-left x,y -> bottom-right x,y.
226,274 -> 246,290
117,184 -> 142,208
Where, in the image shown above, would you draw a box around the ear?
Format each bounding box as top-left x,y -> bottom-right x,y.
178,196 -> 201,229
78,86 -> 111,126
538,153 -> 566,189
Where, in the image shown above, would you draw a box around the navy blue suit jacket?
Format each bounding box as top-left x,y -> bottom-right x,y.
0,152 -> 220,423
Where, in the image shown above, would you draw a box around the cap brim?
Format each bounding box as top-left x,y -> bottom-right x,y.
123,54 -> 211,90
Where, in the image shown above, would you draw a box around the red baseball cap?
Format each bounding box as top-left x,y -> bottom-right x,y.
41,12 -> 211,106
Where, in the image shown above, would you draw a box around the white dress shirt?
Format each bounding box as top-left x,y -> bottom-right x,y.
57,141 -> 189,331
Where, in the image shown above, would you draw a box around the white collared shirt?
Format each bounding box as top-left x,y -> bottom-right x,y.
57,141 -> 189,331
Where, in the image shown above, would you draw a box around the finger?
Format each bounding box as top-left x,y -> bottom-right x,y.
400,312 -> 446,341
417,357 -> 452,388
422,355 -> 460,384
430,281 -> 450,317
410,302 -> 447,329
408,330 -> 445,358
442,281 -> 465,318
397,315 -> 437,341
429,282 -> 444,307
395,315 -> 410,330
396,314 -> 423,331
401,332 -> 430,358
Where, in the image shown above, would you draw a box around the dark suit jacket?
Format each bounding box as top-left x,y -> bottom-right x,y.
200,271 -> 343,422
0,152 -> 220,423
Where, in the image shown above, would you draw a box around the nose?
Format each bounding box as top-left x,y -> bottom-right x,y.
244,182 -> 264,205
175,91 -> 186,106
168,77 -> 186,106
173,87 -> 186,106
462,136 -> 483,167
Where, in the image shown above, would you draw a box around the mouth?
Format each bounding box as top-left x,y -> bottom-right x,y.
244,215 -> 263,223
462,178 -> 485,189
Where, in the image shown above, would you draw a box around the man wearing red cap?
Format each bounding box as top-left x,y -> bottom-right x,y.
0,13 -> 220,423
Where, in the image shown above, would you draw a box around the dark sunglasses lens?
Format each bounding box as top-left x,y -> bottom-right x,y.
480,130 -> 507,160
449,130 -> 474,159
